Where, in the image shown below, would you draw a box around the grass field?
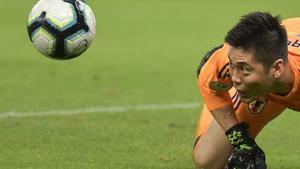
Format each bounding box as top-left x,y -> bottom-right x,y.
0,0 -> 299,168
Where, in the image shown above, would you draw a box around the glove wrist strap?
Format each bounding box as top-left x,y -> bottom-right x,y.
225,122 -> 252,148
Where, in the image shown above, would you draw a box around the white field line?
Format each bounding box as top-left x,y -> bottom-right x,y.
0,102 -> 200,118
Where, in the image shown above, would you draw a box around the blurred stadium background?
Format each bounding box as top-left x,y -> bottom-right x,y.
0,0 -> 299,168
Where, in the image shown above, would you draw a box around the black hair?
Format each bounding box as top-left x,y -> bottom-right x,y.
225,12 -> 288,69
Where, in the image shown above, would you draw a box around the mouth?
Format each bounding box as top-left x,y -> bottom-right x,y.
237,90 -> 250,97
237,89 -> 245,94
236,90 -> 257,103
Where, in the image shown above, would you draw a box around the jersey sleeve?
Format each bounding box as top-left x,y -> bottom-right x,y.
282,18 -> 300,56
197,44 -> 233,111
282,17 -> 300,33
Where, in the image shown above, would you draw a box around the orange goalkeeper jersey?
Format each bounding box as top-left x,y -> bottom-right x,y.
197,17 -> 300,111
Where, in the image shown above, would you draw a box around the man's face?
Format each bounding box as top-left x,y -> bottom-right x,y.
228,46 -> 274,103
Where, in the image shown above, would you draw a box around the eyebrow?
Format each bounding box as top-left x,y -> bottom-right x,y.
227,55 -> 252,68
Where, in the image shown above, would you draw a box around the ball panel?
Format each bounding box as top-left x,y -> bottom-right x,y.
28,0 -> 47,25
64,30 -> 94,57
83,5 -> 96,35
31,27 -> 55,41
31,27 -> 56,56
44,2 -> 77,31
32,36 -> 56,56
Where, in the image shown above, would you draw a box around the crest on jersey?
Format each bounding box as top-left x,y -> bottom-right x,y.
248,97 -> 267,114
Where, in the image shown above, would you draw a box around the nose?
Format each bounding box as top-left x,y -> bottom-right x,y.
230,70 -> 242,86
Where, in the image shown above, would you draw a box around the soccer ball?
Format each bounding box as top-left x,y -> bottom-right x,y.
27,0 -> 96,60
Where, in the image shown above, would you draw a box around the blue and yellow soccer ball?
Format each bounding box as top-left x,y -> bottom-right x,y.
27,0 -> 96,60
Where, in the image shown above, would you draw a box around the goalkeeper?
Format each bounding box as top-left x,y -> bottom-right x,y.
193,12 -> 300,169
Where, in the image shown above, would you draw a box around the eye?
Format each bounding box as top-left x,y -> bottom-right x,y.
239,65 -> 245,71
239,65 -> 251,74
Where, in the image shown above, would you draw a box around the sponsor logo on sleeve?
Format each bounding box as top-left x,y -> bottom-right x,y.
209,81 -> 231,92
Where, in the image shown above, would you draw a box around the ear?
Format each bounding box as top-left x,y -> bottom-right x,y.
271,59 -> 285,78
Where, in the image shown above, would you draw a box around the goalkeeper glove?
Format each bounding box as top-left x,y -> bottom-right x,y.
225,122 -> 267,169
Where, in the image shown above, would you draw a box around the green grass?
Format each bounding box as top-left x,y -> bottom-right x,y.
0,0 -> 299,168
0,110 -> 197,169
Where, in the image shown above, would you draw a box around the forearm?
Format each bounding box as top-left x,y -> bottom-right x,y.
210,105 -> 239,131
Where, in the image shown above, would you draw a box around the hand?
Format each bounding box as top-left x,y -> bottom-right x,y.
225,149 -> 266,169
225,152 -> 255,169
225,122 -> 267,169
